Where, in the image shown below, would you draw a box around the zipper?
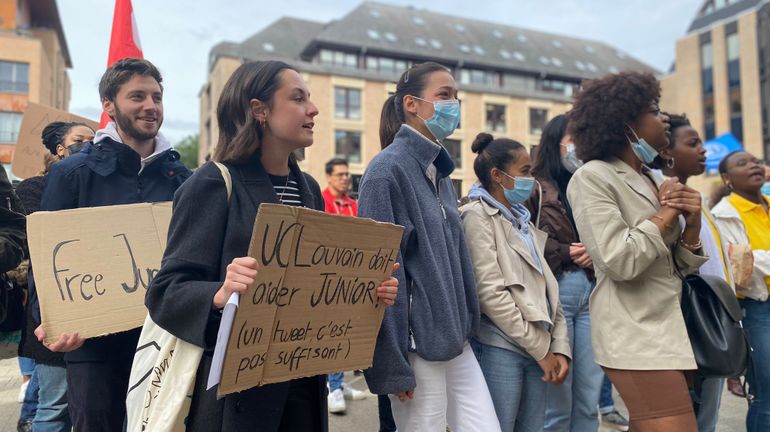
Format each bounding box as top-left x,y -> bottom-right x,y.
408,279 -> 416,350
424,171 -> 447,220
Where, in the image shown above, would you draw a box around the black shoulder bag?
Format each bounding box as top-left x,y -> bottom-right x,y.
679,273 -> 749,379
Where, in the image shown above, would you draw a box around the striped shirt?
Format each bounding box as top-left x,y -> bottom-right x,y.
268,174 -> 302,206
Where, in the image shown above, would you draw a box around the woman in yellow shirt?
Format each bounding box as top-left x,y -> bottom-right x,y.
712,150 -> 770,432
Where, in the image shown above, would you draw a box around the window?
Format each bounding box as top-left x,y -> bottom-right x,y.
335,130 -> 361,163
727,32 -> 740,61
459,69 -> 498,87
503,74 -> 536,92
366,56 -> 408,74
334,87 -> 361,120
730,88 -> 743,141
349,174 -> 362,199
0,62 -> 29,93
538,79 -> 575,97
0,112 -> 23,143
319,50 -> 357,69
529,108 -> 548,135
727,32 -> 741,88
704,95 -> 716,140
443,138 -> 462,169
701,41 -> 713,69
701,40 -> 714,95
486,104 -> 506,133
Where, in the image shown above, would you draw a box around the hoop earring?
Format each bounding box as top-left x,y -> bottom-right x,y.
666,158 -> 675,169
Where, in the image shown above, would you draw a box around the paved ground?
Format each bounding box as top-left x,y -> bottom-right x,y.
328,372 -> 749,432
0,359 -> 749,431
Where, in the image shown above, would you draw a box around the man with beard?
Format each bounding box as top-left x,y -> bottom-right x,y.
33,58 -> 191,431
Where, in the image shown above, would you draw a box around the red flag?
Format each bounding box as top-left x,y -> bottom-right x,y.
101,0 -> 144,127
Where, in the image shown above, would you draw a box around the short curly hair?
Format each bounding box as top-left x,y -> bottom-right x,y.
570,72 -> 661,162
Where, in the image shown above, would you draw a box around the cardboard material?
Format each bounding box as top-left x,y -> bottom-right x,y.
11,103 -> 99,179
27,202 -> 172,344
217,204 -> 403,396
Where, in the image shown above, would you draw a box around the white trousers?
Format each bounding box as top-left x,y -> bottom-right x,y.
389,343 -> 501,432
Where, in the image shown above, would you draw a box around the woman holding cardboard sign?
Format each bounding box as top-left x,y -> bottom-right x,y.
146,60 -> 398,432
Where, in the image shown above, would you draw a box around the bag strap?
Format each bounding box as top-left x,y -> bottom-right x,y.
534,180 -> 543,229
212,161 -> 232,203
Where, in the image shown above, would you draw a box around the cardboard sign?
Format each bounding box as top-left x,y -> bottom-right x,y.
27,202 -> 172,344
11,103 -> 99,179
217,204 -> 403,396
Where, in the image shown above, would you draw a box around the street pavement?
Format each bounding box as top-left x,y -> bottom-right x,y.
0,359 -> 749,431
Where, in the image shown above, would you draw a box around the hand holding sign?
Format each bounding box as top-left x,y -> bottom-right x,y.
34,325 -> 85,352
214,257 -> 260,309
375,262 -> 400,306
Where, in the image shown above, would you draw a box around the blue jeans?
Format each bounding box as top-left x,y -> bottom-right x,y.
378,394 -> 396,432
19,356 -> 35,376
472,339 -> 545,432
740,298 -> 770,432
33,363 -> 71,432
544,271 -> 603,432
328,372 -> 344,392
599,375 -> 615,413
20,366 -> 39,421
695,378 -> 723,432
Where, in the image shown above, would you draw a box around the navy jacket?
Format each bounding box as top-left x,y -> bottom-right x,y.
35,137 -> 191,362
358,125 -> 480,395
147,157 -> 327,432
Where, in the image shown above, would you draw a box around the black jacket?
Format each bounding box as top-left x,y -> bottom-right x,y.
0,168 -> 25,274
147,157 -> 328,432
34,138 -> 191,362
15,175 -> 63,364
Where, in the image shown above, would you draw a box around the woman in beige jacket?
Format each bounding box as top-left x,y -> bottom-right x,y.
461,132 -> 570,432
566,72 -> 708,431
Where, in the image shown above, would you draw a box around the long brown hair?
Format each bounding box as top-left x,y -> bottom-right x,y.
379,62 -> 450,149
213,60 -> 295,162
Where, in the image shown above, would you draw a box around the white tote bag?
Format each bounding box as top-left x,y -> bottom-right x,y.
126,162 -> 232,432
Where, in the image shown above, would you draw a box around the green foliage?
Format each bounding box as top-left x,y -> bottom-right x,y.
175,135 -> 200,169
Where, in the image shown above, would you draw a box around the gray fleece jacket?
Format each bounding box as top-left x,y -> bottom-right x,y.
359,125 -> 479,395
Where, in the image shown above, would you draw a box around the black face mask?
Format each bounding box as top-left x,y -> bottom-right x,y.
65,142 -> 88,155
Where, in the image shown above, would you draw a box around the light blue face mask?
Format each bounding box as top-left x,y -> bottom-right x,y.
626,125 -> 659,165
762,182 -> 770,196
413,97 -> 461,142
499,172 -> 535,205
561,143 -> 583,174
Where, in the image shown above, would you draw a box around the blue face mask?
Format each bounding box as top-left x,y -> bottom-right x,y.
626,125 -> 659,165
414,97 -> 461,143
762,182 -> 770,196
499,172 -> 535,205
561,143 -> 583,174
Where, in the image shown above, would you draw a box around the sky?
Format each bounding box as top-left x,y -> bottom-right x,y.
58,0 -> 704,144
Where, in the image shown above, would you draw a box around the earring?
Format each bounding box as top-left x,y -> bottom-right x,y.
666,158 -> 675,169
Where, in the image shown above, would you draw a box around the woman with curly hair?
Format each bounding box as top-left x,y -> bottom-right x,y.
566,72 -> 707,431
526,114 -> 610,432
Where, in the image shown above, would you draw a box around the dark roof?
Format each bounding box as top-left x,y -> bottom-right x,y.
210,2 -> 657,80
688,0 -> 766,33
28,0 -> 72,67
210,17 -> 326,69
308,2 -> 655,78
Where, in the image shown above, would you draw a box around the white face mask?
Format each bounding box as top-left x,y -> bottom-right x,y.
561,143 -> 583,174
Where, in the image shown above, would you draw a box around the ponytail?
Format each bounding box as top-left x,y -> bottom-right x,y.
379,94 -> 403,149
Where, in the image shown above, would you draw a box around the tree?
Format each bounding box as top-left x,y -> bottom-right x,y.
174,135 -> 200,169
